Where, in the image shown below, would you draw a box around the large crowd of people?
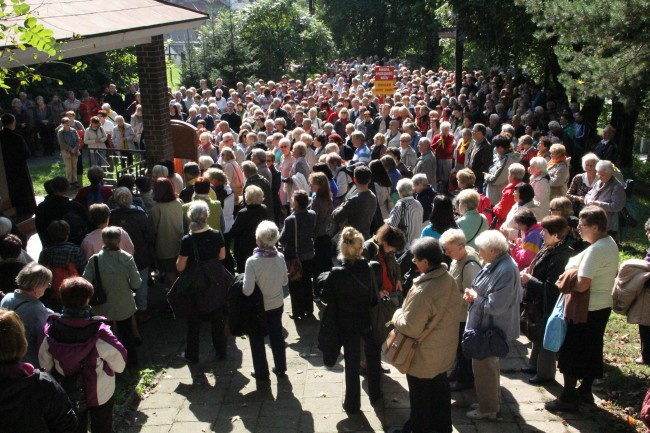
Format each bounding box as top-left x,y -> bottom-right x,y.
0,59 -> 647,433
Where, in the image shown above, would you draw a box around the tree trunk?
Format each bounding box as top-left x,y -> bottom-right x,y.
612,100 -> 639,170
581,96 -> 604,151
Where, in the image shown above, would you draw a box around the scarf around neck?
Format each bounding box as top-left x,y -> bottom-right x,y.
254,246 -> 278,257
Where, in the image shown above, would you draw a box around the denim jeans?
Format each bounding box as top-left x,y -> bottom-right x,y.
249,306 -> 286,379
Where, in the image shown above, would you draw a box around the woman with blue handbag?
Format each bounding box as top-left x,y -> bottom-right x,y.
545,206 -> 618,413
462,230 -> 522,420
519,216 -> 574,384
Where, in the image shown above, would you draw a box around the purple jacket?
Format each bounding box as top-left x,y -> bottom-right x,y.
38,315 -> 127,407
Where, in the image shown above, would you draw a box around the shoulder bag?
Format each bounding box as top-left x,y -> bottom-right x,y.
461,302 -> 509,360
286,217 -> 303,282
543,293 -> 567,352
90,255 -> 108,306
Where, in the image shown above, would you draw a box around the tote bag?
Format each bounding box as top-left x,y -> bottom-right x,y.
543,294 -> 567,352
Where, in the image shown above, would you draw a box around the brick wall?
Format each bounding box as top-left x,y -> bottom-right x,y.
136,35 -> 173,168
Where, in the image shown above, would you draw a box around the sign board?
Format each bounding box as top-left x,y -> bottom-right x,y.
374,66 -> 395,96
438,27 -> 457,39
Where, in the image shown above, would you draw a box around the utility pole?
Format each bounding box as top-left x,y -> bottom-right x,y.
454,8 -> 463,95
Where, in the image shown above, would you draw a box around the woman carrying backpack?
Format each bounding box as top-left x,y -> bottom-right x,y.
39,277 -> 127,433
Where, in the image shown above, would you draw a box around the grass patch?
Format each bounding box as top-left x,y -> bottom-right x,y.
167,63 -> 182,91
113,366 -> 165,415
29,161 -> 66,197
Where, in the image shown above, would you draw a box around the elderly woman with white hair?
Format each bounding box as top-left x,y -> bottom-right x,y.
175,200 -> 228,364
439,229 -> 483,392
547,143 -> 570,199
463,230 -> 522,420
386,178 -> 424,249
567,153 -> 600,213
528,156 -> 551,216
243,220 -> 289,382
492,163 -> 526,229
455,189 -> 489,251
584,160 -> 626,237
112,115 -> 137,168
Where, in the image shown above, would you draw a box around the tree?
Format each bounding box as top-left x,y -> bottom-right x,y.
0,0 -> 81,91
238,0 -> 334,80
520,0 -> 650,167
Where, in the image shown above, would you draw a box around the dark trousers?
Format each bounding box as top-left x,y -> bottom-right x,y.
342,328 -> 381,412
404,372 -> 452,433
115,317 -> 138,367
452,322 -> 474,385
76,397 -> 114,433
185,306 -> 227,363
249,306 -> 287,379
313,235 -> 333,281
289,258 -> 314,317
640,324 -> 650,362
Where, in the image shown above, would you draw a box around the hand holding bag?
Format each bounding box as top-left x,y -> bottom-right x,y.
462,303 -> 509,360
543,294 -> 567,352
286,217 -> 303,282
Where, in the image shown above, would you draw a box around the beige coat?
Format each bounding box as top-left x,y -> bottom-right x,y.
612,259 -> 650,325
391,265 -> 463,378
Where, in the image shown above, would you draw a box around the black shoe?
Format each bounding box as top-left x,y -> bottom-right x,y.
272,367 -> 287,378
577,389 -> 595,405
251,370 -> 270,381
520,366 -> 537,375
545,398 -> 578,413
449,381 -> 474,392
528,375 -> 555,385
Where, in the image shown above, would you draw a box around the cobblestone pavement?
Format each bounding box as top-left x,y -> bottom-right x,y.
118,290 -> 607,433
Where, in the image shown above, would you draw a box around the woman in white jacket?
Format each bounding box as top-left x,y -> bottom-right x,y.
528,156 -> 550,217
84,116 -> 108,166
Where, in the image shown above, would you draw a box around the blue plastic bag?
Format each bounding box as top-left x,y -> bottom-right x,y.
543,294 -> 567,352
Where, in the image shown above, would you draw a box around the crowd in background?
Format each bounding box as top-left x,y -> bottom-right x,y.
0,59 -> 647,433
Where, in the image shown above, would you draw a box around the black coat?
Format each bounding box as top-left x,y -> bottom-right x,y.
0,366 -> 78,433
227,274 -> 267,338
0,128 -> 36,215
230,204 -> 267,267
525,241 -> 574,317
109,207 -> 155,269
35,195 -> 90,246
244,174 -> 274,220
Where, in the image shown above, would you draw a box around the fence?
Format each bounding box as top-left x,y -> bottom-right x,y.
87,148 -> 147,186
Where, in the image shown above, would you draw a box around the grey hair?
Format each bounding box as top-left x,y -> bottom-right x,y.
455,189 -> 480,212
596,159 -> 614,174
474,230 -> 509,256
439,228 -> 467,248
198,156 -> 214,172
187,200 -> 209,232
501,124 -> 515,136
241,160 -> 257,176
411,173 -> 428,186
151,164 -> 169,178
255,220 -> 279,248
529,157 -> 548,175
16,262 -> 52,292
548,120 -> 561,130
251,148 -> 267,164
293,142 -> 307,158
245,185 -> 264,205
582,152 -> 600,170
102,226 -> 122,249
397,178 -> 414,197
440,121 -> 451,131
220,148 -> 234,161
508,163 -> 526,181
113,187 -> 133,209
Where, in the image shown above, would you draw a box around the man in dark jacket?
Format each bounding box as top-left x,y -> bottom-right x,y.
0,113 -> 37,215
220,101 -> 242,133
332,166 -> 377,239
104,84 -> 125,115
594,125 -> 617,163
35,177 -> 89,247
242,161 -> 274,220
466,123 -> 493,193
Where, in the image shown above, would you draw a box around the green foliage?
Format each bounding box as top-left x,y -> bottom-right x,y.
520,0 -> 650,109
316,0 -> 440,67
180,0 -> 333,86
0,0 -> 62,90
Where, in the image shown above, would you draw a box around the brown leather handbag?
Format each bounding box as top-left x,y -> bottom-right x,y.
286,217 -> 303,282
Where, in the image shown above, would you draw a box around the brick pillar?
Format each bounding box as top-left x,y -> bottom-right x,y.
136,35 -> 173,168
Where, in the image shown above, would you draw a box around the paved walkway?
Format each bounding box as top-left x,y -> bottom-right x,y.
117,289 -> 609,433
